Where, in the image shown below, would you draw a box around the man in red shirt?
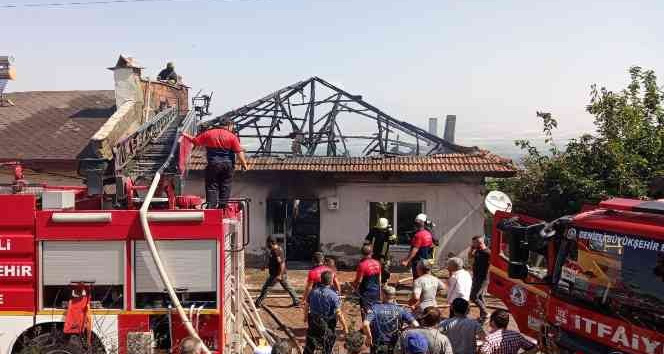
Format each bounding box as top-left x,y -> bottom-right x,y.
182,117 -> 248,209
401,213 -> 434,279
302,252 -> 340,322
352,245 -> 382,317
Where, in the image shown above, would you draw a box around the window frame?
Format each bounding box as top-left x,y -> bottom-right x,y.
369,201 -> 426,248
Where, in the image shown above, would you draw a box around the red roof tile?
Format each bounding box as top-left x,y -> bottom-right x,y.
0,90 -> 115,162
187,147 -> 516,176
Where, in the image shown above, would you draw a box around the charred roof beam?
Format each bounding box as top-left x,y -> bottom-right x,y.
205,77 -> 478,157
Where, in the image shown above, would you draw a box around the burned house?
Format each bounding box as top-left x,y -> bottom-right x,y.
185,77 -> 516,266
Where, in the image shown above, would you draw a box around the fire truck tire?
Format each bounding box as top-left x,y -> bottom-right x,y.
14,332 -> 106,354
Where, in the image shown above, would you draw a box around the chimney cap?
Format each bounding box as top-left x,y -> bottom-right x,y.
107,54 -> 144,70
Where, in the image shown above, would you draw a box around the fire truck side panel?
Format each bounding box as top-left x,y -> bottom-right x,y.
547,297 -> 664,354
0,196 -> 37,313
0,192 -> 234,354
170,314 -> 220,353
489,211 -> 552,339
117,314 -> 150,354
35,210 -> 223,240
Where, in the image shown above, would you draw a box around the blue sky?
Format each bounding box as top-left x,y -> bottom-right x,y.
3,0 -> 664,154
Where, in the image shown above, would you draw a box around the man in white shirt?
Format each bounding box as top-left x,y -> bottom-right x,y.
445,257 -> 472,305
410,260 -> 446,313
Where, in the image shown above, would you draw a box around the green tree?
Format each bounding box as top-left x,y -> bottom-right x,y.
492,66 -> 664,220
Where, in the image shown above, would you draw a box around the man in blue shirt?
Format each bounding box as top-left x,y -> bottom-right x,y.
362,285 -> 419,354
303,271 -> 348,354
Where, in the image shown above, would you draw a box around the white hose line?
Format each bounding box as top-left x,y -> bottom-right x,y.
139,171 -> 212,354
196,305 -> 205,332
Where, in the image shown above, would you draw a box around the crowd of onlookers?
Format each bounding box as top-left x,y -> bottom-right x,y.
253,214 -> 538,354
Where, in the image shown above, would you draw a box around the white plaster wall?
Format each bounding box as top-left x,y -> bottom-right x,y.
318,182 -> 484,266
182,177 -> 271,260
182,176 -> 484,266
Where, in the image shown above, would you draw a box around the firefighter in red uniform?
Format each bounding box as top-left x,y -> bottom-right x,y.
183,117 -> 248,209
353,245 -> 382,318
401,213 -> 434,279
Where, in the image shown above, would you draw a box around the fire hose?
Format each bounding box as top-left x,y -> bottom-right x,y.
139,170 -> 211,354
139,120 -> 212,353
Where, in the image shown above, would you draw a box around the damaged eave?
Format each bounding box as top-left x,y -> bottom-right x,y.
187,147 -> 517,178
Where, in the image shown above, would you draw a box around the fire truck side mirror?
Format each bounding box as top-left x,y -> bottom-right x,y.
498,217 -> 531,279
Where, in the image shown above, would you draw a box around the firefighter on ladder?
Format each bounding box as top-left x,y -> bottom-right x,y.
182,116 -> 249,209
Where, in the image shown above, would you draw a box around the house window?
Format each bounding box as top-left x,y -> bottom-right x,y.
134,240 -> 217,309
42,241 -> 125,309
369,202 -> 424,245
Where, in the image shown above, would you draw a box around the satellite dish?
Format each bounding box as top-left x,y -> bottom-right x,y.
485,191 -> 513,215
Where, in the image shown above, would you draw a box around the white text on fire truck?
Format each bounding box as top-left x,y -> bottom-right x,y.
573,315 -> 661,353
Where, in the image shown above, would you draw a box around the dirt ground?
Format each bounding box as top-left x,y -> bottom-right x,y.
244,268 -> 520,354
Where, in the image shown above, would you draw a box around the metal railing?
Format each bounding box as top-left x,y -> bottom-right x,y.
224,214 -> 245,353
176,109 -> 199,177
112,107 -> 178,173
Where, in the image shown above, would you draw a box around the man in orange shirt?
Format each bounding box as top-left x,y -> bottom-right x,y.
183,117 -> 248,209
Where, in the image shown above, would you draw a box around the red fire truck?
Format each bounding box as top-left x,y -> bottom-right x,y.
489,198 -> 664,354
0,182 -> 248,354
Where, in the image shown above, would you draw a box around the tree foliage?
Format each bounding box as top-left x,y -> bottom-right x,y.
492,66 -> 664,220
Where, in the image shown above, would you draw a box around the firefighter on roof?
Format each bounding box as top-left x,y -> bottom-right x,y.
182,117 -> 249,209
157,62 -> 179,84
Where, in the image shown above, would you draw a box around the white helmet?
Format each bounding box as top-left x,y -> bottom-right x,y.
375,217 -> 390,229
415,213 -> 428,223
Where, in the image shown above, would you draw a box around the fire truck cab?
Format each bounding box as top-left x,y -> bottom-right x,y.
490,198 -> 664,354
0,191 -> 247,354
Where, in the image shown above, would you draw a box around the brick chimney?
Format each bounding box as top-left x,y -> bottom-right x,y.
443,115 -> 456,143
107,55 -> 144,109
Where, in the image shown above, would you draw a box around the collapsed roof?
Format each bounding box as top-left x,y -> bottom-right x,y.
194,77 -> 516,176
207,77 -> 478,157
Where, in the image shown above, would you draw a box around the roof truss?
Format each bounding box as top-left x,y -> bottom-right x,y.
206,77 -> 474,157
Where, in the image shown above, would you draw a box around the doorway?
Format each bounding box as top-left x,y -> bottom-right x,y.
267,199 -> 320,262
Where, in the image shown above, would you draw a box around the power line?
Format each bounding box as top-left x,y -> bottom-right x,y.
0,0 -> 258,9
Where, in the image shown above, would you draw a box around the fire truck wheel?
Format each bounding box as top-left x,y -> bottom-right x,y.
15,333 -> 105,354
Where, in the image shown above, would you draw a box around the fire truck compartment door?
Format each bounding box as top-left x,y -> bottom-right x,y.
134,240 -> 217,293
42,241 -> 124,285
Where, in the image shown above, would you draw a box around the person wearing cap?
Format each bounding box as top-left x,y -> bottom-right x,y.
401,214 -> 435,279
409,260 -> 445,314
439,298 -> 486,354
401,307 -> 452,354
157,62 -> 178,84
182,117 -> 248,209
254,236 -> 300,308
445,257 -> 472,305
363,285 -> 418,354
303,271 -> 348,354
353,245 -> 382,317
400,331 -> 429,354
365,217 -> 398,284
302,252 -> 340,319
